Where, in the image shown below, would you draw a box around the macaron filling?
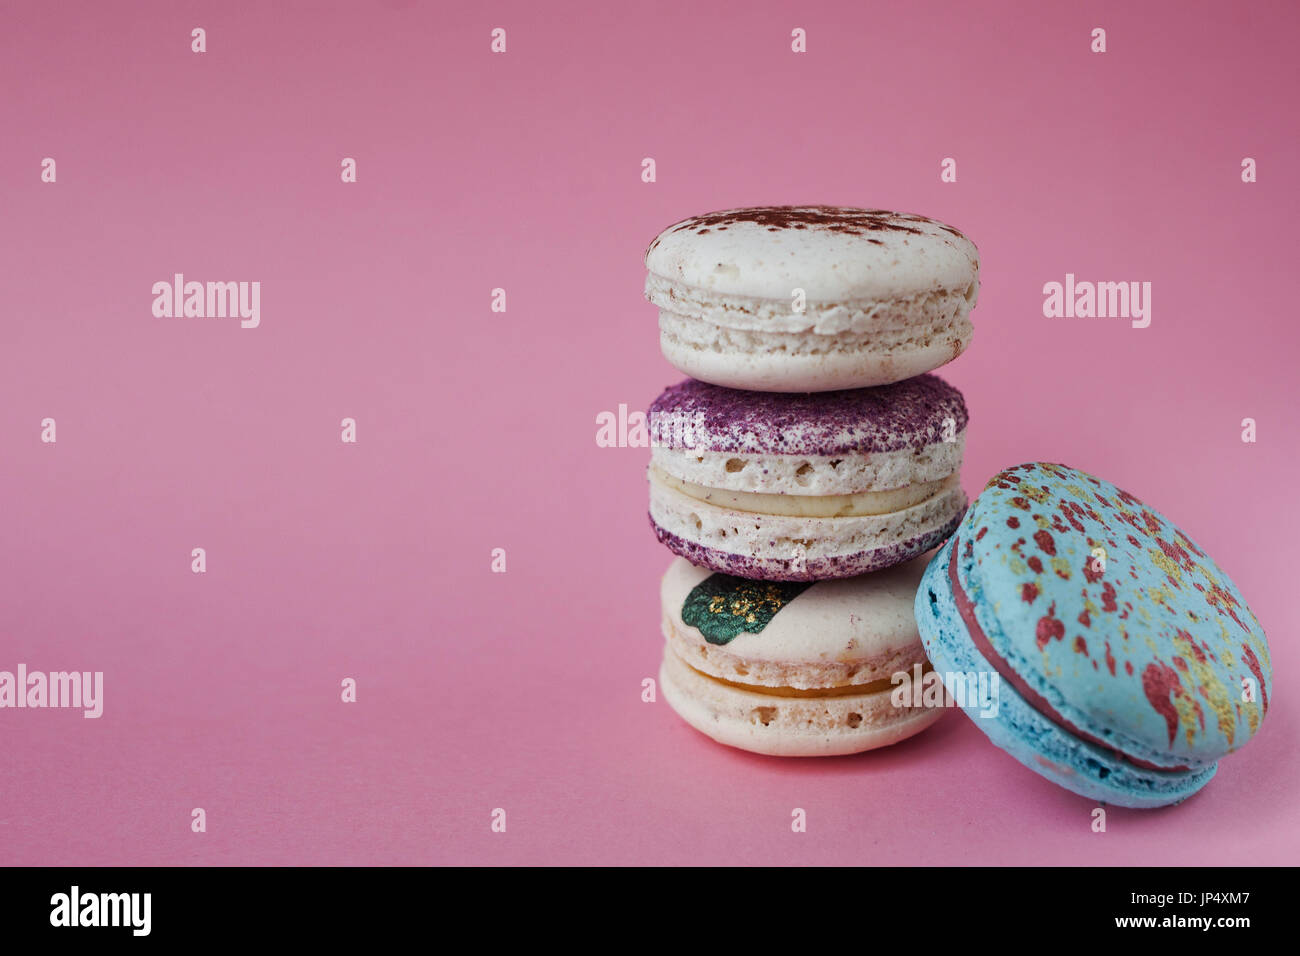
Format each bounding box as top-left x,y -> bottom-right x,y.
678,661 -> 904,699
946,541 -> 1191,774
650,465 -> 955,518
645,272 -> 976,336
650,441 -> 965,496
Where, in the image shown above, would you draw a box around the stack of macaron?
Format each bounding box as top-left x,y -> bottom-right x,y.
639,206 -> 1273,807
643,205 -> 981,757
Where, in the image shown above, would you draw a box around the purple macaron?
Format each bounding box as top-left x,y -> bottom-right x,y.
646,375 -> 969,581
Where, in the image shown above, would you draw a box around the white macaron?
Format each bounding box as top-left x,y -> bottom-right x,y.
658,554 -> 945,757
645,205 -> 979,391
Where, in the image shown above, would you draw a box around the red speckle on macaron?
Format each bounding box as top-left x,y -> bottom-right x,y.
1176,530 -> 1204,557
1142,661 -> 1184,746
1157,536 -> 1195,571
1101,582 -> 1118,613
1060,502 -> 1086,533
1033,530 -> 1056,556
1240,643 -> 1270,713
1036,604 -> 1065,650
1083,557 -> 1104,584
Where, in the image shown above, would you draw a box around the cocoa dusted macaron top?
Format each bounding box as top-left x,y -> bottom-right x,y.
645,205 -> 978,302
643,205 -> 980,392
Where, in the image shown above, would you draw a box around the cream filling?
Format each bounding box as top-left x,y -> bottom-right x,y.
651,466 -> 957,517
683,661 -> 916,698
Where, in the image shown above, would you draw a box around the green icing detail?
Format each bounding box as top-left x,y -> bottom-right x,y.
681,574 -> 811,645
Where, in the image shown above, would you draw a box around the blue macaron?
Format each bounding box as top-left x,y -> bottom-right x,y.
915,462 -> 1272,808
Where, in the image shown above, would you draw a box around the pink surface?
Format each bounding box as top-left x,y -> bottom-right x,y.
1,0 -> 1297,865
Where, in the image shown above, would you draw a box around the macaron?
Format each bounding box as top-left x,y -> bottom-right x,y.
647,374 -> 968,581
916,462 -> 1272,808
644,205 -> 979,392
659,554 -> 945,756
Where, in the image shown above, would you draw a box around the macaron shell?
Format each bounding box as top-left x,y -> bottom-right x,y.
644,206 -> 979,303
916,536 -> 1217,808
658,319 -> 971,392
660,647 -> 945,757
665,554 -> 930,671
648,375 -> 968,457
962,463 -> 1270,768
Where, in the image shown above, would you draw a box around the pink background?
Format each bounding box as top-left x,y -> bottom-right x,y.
2,0 -> 1297,865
